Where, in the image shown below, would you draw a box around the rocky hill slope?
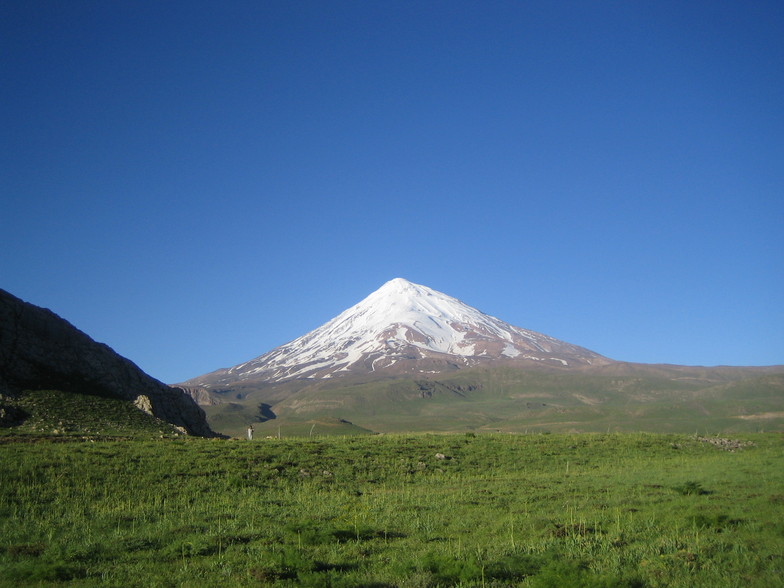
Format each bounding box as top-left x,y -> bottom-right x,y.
0,288 -> 215,436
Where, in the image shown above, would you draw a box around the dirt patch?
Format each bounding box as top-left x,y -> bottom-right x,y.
736,412 -> 784,420
697,436 -> 755,452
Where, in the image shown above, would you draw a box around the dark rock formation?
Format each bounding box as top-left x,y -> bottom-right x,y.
0,400 -> 27,427
0,288 -> 216,437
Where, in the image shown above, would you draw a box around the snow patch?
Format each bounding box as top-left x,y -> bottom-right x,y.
502,344 -> 521,358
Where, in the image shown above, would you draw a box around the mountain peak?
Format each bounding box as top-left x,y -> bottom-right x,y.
184,279 -> 611,387
374,277 -> 434,301
381,277 -> 415,289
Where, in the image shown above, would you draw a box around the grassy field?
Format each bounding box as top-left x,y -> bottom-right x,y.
200,368 -> 784,438
1,429 -> 782,587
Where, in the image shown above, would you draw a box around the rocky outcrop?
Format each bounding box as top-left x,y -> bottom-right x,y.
178,385 -> 222,406
0,288 -> 216,437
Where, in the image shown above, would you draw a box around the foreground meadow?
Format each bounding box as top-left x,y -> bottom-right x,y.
1,432 -> 782,587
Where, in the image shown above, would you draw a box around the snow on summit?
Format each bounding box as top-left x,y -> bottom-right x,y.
186,278 -> 610,386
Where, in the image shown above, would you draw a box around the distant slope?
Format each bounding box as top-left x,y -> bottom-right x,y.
197,363 -> 784,437
0,288 -> 216,437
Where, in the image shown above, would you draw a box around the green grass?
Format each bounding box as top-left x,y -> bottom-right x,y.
202,368 -> 784,438
1,432 -> 783,586
0,389 -> 183,439
253,417 -> 374,438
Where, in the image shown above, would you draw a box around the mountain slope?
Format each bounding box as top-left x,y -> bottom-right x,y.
197,364 -> 784,437
186,278 -> 610,388
0,288 -> 216,437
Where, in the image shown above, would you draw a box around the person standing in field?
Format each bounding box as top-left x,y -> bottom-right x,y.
247,425 -> 253,440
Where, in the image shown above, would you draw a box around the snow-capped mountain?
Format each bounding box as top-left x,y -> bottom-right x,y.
185,278 -> 610,388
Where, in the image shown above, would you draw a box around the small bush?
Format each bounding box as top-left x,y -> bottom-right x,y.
4,543 -> 46,558
419,552 -> 484,584
418,552 -> 544,584
687,513 -> 744,531
2,560 -> 87,582
531,559 -> 645,587
484,553 -> 542,580
673,481 -> 709,495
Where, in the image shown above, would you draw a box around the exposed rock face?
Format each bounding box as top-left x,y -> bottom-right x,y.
133,394 -> 154,415
0,288 -> 216,437
178,385 -> 222,406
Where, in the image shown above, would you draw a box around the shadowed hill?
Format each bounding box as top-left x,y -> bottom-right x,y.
0,288 -> 216,437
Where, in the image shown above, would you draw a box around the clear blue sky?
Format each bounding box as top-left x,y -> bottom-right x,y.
2,1 -> 782,383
